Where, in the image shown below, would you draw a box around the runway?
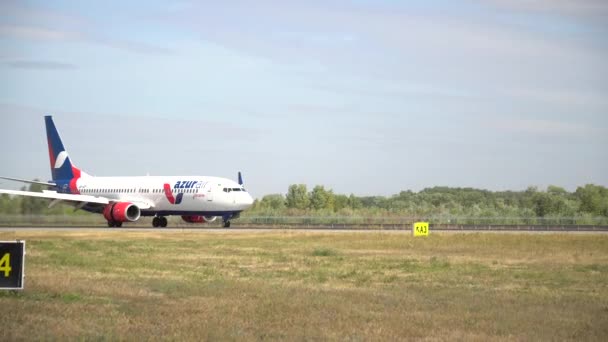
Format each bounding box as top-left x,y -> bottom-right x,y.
1,226 -> 607,233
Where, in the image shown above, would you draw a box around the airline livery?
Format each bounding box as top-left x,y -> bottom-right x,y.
0,116 -> 254,227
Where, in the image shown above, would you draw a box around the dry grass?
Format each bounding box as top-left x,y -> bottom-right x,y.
1,230 -> 607,341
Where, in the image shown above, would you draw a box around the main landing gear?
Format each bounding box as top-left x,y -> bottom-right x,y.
107,221 -> 123,228
223,220 -> 231,228
152,216 -> 168,228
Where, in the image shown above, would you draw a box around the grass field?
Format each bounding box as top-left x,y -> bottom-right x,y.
1,230 -> 607,341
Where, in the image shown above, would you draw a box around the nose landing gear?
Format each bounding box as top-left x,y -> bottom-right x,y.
222,213 -> 239,228
152,216 -> 168,228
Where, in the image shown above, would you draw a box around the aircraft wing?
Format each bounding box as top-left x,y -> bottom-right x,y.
0,189 -> 153,209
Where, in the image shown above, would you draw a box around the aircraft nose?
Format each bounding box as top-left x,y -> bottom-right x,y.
244,193 -> 254,207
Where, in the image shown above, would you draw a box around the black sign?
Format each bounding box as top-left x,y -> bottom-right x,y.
0,241 -> 25,289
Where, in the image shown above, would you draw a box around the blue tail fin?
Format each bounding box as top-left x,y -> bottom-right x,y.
45,115 -> 80,181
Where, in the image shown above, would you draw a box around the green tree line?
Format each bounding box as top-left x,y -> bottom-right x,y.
247,184 -> 608,220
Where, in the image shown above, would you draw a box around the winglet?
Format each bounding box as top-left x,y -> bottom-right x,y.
238,171 -> 243,185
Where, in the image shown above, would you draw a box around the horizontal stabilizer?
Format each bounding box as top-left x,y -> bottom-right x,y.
0,176 -> 55,187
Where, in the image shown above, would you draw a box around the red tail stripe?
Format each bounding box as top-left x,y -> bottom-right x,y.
69,178 -> 80,194
68,166 -> 82,194
47,138 -> 56,169
72,166 -> 81,178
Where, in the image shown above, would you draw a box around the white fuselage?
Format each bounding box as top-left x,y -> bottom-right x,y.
72,175 -> 253,215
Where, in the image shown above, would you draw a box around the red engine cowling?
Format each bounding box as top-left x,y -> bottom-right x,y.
181,215 -> 217,223
103,202 -> 141,222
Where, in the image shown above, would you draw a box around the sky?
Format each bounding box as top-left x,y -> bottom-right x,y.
1,0 -> 607,197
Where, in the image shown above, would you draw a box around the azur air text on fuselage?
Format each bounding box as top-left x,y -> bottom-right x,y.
174,181 -> 204,189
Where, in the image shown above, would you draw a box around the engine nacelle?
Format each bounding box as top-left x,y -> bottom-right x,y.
103,202 -> 141,223
181,215 -> 217,223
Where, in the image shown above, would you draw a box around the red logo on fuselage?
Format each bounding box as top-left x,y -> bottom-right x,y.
163,183 -> 184,204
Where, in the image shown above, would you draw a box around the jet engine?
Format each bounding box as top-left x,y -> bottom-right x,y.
103,202 -> 141,222
181,215 -> 217,223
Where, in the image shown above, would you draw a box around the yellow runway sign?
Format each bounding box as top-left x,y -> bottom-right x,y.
413,222 -> 429,236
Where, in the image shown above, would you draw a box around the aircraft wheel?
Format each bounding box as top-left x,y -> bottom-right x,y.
107,221 -> 115,227
160,217 -> 168,228
223,220 -> 231,228
116,222 -> 123,228
152,217 -> 160,227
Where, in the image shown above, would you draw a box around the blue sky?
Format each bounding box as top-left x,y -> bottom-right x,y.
1,0 -> 607,196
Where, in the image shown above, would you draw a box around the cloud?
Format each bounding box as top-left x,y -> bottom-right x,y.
0,0 -> 172,56
498,87 -> 608,112
0,24 -> 172,56
94,37 -> 172,55
0,25 -> 80,41
487,118 -> 604,139
483,0 -> 608,17
5,60 -> 77,70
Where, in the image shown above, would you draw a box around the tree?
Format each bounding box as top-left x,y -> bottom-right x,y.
547,185 -> 567,196
333,194 -> 349,212
20,182 -> 47,215
286,184 -> 310,210
575,184 -> 608,216
532,192 -> 552,217
310,185 -> 331,210
259,194 -> 286,210
0,194 -> 20,214
348,194 -> 362,209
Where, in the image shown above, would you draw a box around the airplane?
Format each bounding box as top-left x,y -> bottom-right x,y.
0,116 -> 254,228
